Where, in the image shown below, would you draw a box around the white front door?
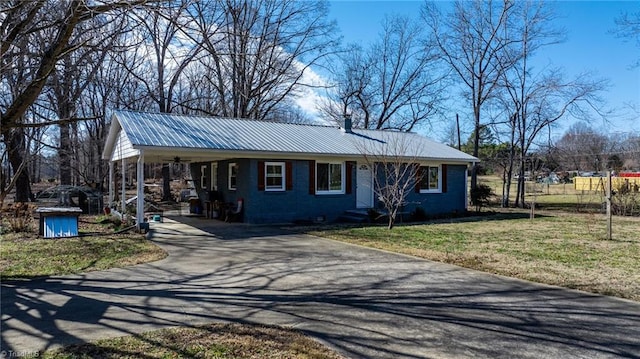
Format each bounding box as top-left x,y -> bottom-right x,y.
356,163 -> 374,208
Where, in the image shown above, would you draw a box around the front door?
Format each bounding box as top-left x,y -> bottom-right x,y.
356,163 -> 374,208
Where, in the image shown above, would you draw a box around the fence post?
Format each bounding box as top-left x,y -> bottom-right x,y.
606,171 -> 612,240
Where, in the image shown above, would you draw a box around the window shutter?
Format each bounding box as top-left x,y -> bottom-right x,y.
308,160 -> 315,195
258,161 -> 265,191
286,161 -> 293,190
441,164 -> 448,193
415,164 -> 423,193
345,161 -> 354,194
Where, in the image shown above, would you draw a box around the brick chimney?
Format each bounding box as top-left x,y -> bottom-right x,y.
343,113 -> 352,133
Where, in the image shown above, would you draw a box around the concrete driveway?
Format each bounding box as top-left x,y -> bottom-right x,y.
2,218 -> 639,358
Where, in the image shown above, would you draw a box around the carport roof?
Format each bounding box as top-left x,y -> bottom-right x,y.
103,110 -> 479,163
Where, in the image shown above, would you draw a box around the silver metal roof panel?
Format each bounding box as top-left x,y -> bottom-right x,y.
112,110 -> 478,162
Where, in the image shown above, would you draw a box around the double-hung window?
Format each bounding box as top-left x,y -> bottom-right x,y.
200,165 -> 208,189
228,163 -> 237,190
211,162 -> 218,190
419,165 -> 441,193
265,162 -> 285,191
316,162 -> 344,194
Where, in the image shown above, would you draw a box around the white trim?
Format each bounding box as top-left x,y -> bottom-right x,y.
265,161 -> 286,191
316,161 -> 345,195
419,165 -> 442,194
228,162 -> 237,190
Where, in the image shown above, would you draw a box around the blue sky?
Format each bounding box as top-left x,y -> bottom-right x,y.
326,0 -> 640,141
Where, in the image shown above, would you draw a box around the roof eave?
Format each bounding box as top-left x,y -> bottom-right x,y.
102,113 -> 122,160
131,144 -> 479,164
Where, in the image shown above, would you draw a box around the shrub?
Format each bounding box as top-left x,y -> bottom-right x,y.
612,182 -> 639,216
1,202 -> 35,233
470,184 -> 494,212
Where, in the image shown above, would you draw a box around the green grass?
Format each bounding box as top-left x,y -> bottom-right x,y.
43,323 -> 344,359
310,211 -> 640,301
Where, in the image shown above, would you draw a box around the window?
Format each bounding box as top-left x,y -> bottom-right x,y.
200,165 -> 207,189
419,165 -> 441,193
211,162 -> 218,190
316,162 -> 344,194
265,162 -> 285,191
228,163 -> 237,190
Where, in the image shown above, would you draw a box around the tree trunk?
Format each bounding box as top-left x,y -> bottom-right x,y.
71,120 -> 81,185
59,121 -> 72,185
515,157 -> 526,208
387,211 -> 395,230
6,129 -> 33,202
470,106 -> 481,192
503,143 -> 516,207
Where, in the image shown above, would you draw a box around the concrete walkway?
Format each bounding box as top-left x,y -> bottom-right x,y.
2,217 -> 639,358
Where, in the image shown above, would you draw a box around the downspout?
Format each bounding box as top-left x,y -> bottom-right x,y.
136,151 -> 145,231
465,165 -> 469,210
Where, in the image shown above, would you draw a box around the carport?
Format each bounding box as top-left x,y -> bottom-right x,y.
102,111 -> 239,229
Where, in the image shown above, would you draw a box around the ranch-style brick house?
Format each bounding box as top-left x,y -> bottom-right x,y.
103,110 -> 478,225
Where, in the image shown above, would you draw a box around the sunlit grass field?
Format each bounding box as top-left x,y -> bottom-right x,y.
309,175 -> 640,301
478,175 -> 607,212
310,211 -> 640,301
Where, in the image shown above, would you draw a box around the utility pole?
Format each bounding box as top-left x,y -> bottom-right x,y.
456,113 -> 461,151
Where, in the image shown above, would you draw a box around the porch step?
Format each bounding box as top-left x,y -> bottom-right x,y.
338,209 -> 370,223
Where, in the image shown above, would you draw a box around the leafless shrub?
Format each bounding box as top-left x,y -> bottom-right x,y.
612,182 -> 640,216
1,202 -> 35,233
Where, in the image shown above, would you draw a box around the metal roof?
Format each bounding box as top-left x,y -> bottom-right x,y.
105,110 -> 478,163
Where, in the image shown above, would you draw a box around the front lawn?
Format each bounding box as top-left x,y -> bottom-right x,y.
309,210 -> 640,301
0,215 -> 167,279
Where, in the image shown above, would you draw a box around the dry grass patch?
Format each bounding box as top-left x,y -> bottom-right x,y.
43,323 -> 344,359
0,215 -> 167,279
310,211 -> 640,301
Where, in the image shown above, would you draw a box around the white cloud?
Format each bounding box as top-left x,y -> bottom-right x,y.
294,61 -> 332,125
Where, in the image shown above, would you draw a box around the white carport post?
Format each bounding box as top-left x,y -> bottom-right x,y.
121,158 -> 126,213
108,161 -> 114,208
136,151 -> 145,230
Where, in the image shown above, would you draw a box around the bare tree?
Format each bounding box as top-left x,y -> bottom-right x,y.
46,12 -> 129,186
498,2 -> 607,206
316,45 -> 371,128
186,0 -> 340,121
322,15 -> 446,131
0,0 -> 153,202
126,2 -> 203,114
555,123 -> 609,173
496,0 -> 560,207
123,1 -> 203,200
354,131 -> 425,229
423,0 -> 518,192
76,40 -> 144,190
614,10 -> 640,67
